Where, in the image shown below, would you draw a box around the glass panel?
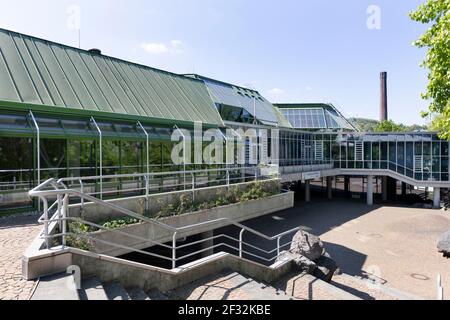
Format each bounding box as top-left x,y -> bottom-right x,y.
37,117 -> 65,137
67,140 -> 96,177
121,141 -> 143,174
406,142 -> 414,170
0,137 -> 33,196
0,113 -> 32,135
102,140 -> 120,175
0,137 -> 33,209
40,139 -> 67,179
62,119 -> 96,138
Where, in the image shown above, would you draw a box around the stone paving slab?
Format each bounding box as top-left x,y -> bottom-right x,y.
168,270 -> 294,300
0,214 -> 41,300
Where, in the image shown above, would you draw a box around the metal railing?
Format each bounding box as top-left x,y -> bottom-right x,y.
29,167 -> 299,269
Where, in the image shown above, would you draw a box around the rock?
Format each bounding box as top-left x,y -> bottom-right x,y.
276,251 -> 317,274
290,230 -> 324,261
314,252 -> 338,283
293,255 -> 317,274
437,230 -> 450,257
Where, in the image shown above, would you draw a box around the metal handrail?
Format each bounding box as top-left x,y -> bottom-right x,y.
29,167 -> 296,269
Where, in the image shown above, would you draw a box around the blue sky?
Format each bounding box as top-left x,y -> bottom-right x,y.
0,0 -> 431,125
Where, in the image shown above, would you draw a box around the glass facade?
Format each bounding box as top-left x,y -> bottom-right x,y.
279,131 -> 450,182
1,107 -> 449,211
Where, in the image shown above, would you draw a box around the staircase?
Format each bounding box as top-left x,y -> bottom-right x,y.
30,268 -> 425,301
31,273 -> 160,300
30,269 -> 366,301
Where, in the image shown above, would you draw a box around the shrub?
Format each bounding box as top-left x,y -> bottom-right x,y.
66,220 -> 94,251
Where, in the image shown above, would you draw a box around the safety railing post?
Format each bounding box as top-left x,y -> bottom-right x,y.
239,229 -> 245,258
62,194 -> 69,248
226,169 -> 230,188
172,232 -> 178,269
42,197 -> 49,249
144,175 -> 149,213
191,172 -> 195,204
57,194 -> 62,231
437,274 -> 444,300
79,179 -> 84,212
277,236 -> 282,257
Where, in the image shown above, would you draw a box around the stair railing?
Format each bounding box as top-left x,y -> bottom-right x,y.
30,167 -> 299,269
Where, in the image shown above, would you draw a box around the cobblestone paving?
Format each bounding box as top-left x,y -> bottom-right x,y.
0,214 -> 41,300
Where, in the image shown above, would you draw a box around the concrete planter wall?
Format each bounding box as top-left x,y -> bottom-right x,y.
67,180 -> 280,223
86,191 -> 294,257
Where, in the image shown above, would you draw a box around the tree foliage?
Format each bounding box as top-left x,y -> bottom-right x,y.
374,120 -> 407,133
350,118 -> 428,133
410,0 -> 450,138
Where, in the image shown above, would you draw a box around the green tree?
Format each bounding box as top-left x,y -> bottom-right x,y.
374,120 -> 406,133
410,0 -> 450,138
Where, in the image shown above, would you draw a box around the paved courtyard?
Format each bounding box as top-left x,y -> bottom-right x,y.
240,198 -> 450,300
0,214 -> 41,300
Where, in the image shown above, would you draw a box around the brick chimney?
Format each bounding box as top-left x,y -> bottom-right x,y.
380,72 -> 388,121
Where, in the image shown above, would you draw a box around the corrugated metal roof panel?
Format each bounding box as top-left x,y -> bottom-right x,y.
0,28 -> 223,126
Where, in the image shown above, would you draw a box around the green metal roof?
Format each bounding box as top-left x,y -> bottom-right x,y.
0,28 -> 224,126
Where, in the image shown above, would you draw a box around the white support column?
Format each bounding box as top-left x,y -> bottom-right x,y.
327,176 -> 333,200
137,121 -> 149,175
174,125 -> 187,189
29,111 -> 40,211
305,180 -> 311,203
90,117 -> 102,199
434,187 -> 441,209
367,175 -> 374,206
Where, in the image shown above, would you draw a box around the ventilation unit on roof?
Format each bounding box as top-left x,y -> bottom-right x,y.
88,48 -> 102,55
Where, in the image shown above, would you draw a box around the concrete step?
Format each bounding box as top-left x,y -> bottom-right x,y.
31,273 -> 79,300
103,282 -> 131,300
79,277 -> 109,300
168,269 -> 295,300
332,273 -> 425,300
275,272 -> 362,300
127,288 -> 151,300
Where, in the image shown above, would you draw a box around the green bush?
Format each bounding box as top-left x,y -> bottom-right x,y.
154,180 -> 282,219
66,220 -> 94,251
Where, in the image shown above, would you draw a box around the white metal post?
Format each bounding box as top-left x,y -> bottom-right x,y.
239,229 -> 245,258
42,197 -> 49,249
29,111 -> 40,211
62,194 -> 68,248
172,232 -> 178,269
90,117 -> 103,199
137,121 -> 150,175
437,274 -> 444,300
174,125 -> 187,190
137,122 -> 150,209
191,172 -> 195,204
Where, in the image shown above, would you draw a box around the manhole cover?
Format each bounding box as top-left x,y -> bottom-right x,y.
410,273 -> 429,281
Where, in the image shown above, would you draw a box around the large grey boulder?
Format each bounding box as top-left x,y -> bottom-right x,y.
290,230 -> 324,261
277,251 -> 317,274
438,230 -> 450,257
276,230 -> 339,282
